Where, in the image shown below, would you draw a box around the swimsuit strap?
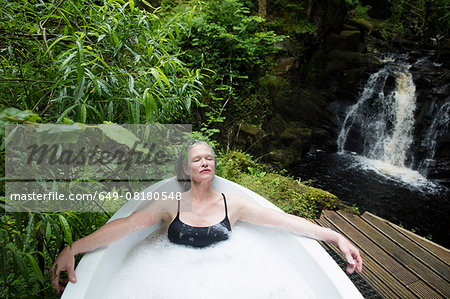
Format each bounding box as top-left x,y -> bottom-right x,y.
176,198 -> 181,216
221,193 -> 228,218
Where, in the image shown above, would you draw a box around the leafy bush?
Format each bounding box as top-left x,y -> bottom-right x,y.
0,0 -> 203,124
163,0 -> 284,130
360,0 -> 450,41
0,211 -> 109,298
345,0 -> 372,20
216,149 -> 256,179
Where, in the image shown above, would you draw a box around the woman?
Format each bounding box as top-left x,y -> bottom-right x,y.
51,140 -> 362,295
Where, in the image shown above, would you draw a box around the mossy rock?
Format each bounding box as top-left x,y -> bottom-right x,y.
234,172 -> 340,219
348,18 -> 375,32
236,124 -> 266,153
280,126 -> 312,152
267,148 -> 299,168
338,30 -> 361,52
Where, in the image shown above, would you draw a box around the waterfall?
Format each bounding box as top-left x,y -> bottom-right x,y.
418,101 -> 450,175
337,57 -> 430,186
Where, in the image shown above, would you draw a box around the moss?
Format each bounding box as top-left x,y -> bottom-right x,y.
234,172 -> 339,219
348,17 -> 375,32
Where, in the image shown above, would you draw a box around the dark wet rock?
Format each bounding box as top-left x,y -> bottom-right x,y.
236,124 -> 266,154
435,38 -> 450,68
273,57 -> 299,75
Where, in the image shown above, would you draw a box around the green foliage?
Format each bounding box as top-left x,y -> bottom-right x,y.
0,2 -> 203,296
0,108 -> 42,138
216,150 -> 256,179
379,0 -> 449,40
235,172 -> 339,219
163,0 -> 284,132
269,0 -> 316,35
0,0 -> 203,124
0,211 -> 109,298
345,0 -> 372,19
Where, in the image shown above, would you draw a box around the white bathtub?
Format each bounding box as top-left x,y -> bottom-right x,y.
61,176 -> 363,299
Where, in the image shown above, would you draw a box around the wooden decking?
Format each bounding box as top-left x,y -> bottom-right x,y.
315,210 -> 450,298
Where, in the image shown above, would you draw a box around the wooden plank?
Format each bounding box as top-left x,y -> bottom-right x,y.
362,212 -> 450,267
317,217 -> 416,298
317,240 -> 395,299
336,210 -> 450,298
316,217 -> 417,298
361,211 -> 450,281
320,210 -> 432,298
407,280 -> 443,299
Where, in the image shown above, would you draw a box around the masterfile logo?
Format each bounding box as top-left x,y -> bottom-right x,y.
5,123 -> 191,212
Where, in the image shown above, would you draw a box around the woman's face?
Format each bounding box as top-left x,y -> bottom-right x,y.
184,143 -> 216,182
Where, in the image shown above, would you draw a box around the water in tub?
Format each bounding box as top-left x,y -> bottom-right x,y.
104,223 -> 315,299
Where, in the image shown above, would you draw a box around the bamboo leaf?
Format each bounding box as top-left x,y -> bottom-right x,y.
45,220 -> 52,243
134,100 -> 141,123
76,41 -> 85,82
85,103 -> 103,121
143,88 -> 157,123
129,0 -> 135,11
26,253 -> 44,283
74,76 -> 86,102
128,74 -> 135,95
59,214 -> 73,247
80,104 -> 87,123
107,101 -> 114,121
13,250 -> 29,280
24,213 -> 35,251
111,32 -> 120,49
56,104 -> 77,123
43,35 -> 72,57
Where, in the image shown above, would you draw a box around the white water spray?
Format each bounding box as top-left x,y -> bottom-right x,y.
382,70 -> 416,166
336,59 -> 430,186
418,101 -> 450,175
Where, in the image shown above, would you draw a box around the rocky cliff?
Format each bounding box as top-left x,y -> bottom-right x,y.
234,0 -> 449,184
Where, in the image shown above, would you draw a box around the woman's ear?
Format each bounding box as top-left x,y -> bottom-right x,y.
182,164 -> 190,176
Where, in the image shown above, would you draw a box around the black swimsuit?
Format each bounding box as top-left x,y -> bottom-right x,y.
168,193 -> 232,248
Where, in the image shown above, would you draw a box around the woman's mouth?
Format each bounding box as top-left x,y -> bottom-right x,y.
200,169 -> 211,173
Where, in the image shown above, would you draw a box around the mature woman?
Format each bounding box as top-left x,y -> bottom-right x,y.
51,140 -> 362,294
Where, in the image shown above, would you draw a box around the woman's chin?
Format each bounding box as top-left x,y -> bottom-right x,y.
192,173 -> 215,182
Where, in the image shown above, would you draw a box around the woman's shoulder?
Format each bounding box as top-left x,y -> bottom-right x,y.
139,195 -> 180,219
222,192 -> 259,209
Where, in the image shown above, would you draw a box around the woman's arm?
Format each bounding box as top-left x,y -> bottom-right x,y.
236,197 -> 363,274
50,210 -> 163,295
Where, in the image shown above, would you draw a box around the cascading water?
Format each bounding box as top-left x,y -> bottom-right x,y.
418,101 -> 450,176
337,57 -> 438,188
291,54 -> 449,247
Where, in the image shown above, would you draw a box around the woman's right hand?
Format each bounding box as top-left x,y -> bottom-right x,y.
48,209 -> 164,294
50,246 -> 77,295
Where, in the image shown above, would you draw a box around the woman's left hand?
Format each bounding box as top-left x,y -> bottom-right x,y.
336,235 -> 363,274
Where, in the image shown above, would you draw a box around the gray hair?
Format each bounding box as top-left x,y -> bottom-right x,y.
176,140 -> 217,190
